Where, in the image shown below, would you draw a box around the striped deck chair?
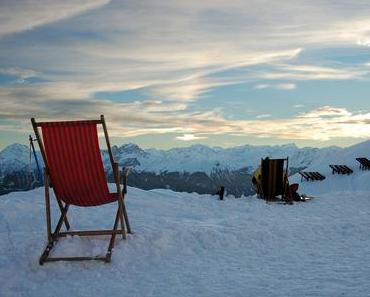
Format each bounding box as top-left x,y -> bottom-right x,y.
31,115 -> 132,264
260,157 -> 291,202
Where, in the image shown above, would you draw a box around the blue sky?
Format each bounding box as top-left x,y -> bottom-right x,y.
0,0 -> 370,149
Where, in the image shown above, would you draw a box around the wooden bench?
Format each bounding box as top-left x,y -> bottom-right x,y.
356,158 -> 370,170
329,165 -> 353,175
299,171 -> 325,181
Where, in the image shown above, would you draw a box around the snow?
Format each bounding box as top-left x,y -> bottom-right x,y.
1,184 -> 370,296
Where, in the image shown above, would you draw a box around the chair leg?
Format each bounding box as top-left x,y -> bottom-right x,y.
122,201 -> 132,234
40,201 -> 128,264
105,208 -> 121,263
56,198 -> 70,230
40,208 -> 122,265
39,241 -> 54,265
39,204 -> 70,265
118,200 -> 127,240
44,169 -> 70,231
44,169 -> 52,243
51,204 -> 70,241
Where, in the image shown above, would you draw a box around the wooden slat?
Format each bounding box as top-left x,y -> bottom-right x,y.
58,229 -> 124,237
43,256 -> 107,262
316,172 -> 326,180
35,119 -> 102,127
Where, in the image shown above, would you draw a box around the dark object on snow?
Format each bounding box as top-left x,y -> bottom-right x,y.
299,171 -> 326,181
356,158 -> 370,171
258,157 -> 292,203
217,186 -> 225,200
31,115 -> 132,265
329,165 -> 353,175
29,134 -> 44,186
290,183 -> 301,201
289,183 -> 314,202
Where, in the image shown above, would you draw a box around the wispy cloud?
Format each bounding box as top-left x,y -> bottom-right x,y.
1,1 -> 370,147
256,114 -> 272,119
357,38 -> 370,47
255,83 -> 296,90
0,67 -> 38,79
261,64 -> 369,81
297,106 -> 352,118
0,91 -> 369,143
0,0 -> 110,38
176,134 -> 208,141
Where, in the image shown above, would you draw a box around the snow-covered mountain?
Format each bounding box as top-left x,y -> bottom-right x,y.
0,143 -> 34,176
103,143 -> 341,174
1,142 -> 341,176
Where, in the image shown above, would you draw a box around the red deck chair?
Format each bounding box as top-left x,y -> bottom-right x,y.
31,115 -> 132,264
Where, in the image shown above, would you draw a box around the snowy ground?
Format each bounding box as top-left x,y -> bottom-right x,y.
1,185 -> 370,297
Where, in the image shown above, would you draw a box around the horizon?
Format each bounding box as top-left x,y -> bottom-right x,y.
3,138 -> 368,153
1,1 -> 370,150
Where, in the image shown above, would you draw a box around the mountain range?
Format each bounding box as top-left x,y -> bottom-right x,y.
0,141 -> 345,196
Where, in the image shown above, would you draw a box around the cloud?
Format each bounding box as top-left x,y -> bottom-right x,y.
297,106 -> 352,118
1,86 -> 369,143
256,114 -> 272,119
1,1 -> 368,108
236,106 -> 370,141
255,83 -> 296,90
0,0 -> 111,38
357,38 -> 370,47
176,134 -> 208,141
0,67 -> 38,79
260,64 -> 369,81
1,1 -> 370,146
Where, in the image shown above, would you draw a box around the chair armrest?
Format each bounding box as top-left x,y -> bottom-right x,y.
121,167 -> 132,195
113,162 -> 131,195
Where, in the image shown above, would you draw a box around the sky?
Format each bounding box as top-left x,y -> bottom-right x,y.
0,0 -> 370,150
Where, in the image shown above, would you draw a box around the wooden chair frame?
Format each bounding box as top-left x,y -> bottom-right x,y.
31,115 -> 132,264
259,157 -> 291,203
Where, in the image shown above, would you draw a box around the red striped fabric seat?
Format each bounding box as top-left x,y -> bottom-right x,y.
40,121 -> 117,207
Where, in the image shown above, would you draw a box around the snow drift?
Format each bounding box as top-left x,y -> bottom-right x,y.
1,183 -> 370,296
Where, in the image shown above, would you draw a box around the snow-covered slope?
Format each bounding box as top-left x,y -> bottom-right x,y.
291,140 -> 370,195
1,186 -> 370,297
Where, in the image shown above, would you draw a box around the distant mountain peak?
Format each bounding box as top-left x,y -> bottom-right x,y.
112,143 -> 146,156
1,143 -> 28,152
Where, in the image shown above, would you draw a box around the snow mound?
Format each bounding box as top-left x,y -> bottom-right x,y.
1,186 -> 370,296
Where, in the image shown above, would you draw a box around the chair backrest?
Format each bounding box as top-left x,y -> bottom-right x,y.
260,158 -> 288,200
32,117 -> 116,207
